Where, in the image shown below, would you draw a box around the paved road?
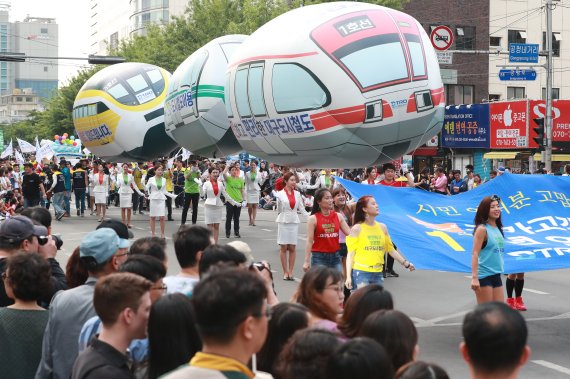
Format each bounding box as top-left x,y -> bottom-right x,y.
50,203 -> 570,378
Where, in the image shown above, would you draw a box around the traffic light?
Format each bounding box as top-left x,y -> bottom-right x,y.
532,117 -> 545,151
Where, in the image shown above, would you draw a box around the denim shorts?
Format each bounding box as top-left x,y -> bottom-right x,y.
351,269 -> 384,291
479,273 -> 502,288
338,243 -> 348,258
311,251 -> 341,272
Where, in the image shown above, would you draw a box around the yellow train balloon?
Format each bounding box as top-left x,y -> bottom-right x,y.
165,35 -> 247,158
225,2 -> 445,168
73,62 -> 178,161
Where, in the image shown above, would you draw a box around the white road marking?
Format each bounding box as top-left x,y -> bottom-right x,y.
524,288 -> 549,295
462,277 -> 549,295
532,360 -> 570,375
261,229 -> 272,232
426,311 -> 468,324
410,316 -> 427,324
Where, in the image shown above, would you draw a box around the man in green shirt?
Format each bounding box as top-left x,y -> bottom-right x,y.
181,161 -> 201,226
223,163 -> 246,238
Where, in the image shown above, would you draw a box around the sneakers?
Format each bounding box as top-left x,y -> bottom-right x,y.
386,269 -> 399,278
226,233 -> 231,238
514,296 -> 527,311
56,212 -> 65,221
506,297 -> 516,309
76,209 -> 80,216
235,234 -> 241,238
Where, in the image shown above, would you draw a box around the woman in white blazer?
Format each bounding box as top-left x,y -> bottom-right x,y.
276,172 -> 309,281
145,164 -> 178,238
245,160 -> 263,226
116,162 -> 144,228
90,163 -> 109,222
201,166 -> 236,243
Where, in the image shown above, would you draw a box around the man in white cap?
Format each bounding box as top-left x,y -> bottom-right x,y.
36,228 -> 130,379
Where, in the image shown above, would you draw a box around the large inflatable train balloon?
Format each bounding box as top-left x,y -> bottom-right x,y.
72,62 -> 178,161
225,2 -> 445,168
164,35 -> 246,158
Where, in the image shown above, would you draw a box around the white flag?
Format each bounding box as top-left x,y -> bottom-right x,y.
181,148 -> 191,161
83,147 -> 91,155
15,150 -> 25,165
35,136 -> 41,152
17,138 -> 36,153
1,139 -> 13,159
166,158 -> 174,169
35,143 -> 55,162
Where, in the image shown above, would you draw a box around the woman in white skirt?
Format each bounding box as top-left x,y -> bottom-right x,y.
91,163 -> 109,222
116,162 -> 143,228
276,172 -> 308,281
201,166 -> 236,243
145,164 -> 178,238
245,160 -> 263,226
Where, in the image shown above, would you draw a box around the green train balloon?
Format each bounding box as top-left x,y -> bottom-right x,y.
73,62 -> 178,161
164,35 -> 247,158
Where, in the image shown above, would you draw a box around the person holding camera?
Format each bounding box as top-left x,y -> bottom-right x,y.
223,162 -> 246,239
181,160 -> 201,226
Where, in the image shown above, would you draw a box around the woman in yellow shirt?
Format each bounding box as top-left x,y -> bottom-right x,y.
345,195 -> 415,291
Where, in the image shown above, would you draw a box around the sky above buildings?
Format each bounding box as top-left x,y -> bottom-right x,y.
11,0 -> 90,86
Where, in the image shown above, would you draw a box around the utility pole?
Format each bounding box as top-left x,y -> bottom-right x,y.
545,0 -> 554,171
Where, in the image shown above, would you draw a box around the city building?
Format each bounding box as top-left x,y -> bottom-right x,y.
89,0 -> 189,56
0,88 -> 44,123
404,0 -> 569,175
0,2 -> 58,124
13,16 -> 59,100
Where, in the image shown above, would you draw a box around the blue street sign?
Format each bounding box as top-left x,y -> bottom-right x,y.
509,43 -> 539,63
498,69 -> 537,81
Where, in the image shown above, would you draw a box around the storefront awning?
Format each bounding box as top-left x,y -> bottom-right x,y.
483,152 -> 519,159
533,153 -> 570,162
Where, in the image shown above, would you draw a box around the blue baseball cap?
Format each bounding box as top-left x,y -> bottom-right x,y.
80,228 -> 130,264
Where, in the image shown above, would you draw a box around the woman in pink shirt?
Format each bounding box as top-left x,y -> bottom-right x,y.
430,167 -> 448,195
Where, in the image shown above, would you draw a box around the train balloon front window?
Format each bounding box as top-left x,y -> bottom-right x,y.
334,16 -> 375,37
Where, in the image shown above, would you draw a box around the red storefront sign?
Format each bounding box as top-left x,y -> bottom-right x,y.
489,101 -> 528,149
529,100 -> 570,147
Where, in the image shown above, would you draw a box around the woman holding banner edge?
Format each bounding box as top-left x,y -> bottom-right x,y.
345,195 -> 414,291
470,195 -> 506,304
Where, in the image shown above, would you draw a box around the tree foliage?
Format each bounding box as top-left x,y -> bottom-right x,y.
21,0 -> 408,141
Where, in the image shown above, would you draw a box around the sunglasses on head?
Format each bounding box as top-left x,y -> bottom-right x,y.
490,194 -> 501,203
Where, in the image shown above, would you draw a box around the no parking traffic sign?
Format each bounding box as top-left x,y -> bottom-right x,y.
430,26 -> 454,51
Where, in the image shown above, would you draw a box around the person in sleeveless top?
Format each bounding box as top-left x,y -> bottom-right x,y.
470,195 -> 505,304
304,188 -> 351,273
345,196 -> 414,291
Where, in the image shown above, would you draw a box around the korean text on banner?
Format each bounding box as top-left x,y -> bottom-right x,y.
442,104 -> 490,148
337,175 -> 570,273
489,101 -> 528,149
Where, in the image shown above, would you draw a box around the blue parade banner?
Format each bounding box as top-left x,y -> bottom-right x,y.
336,174 -> 570,273
442,104 -> 490,148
